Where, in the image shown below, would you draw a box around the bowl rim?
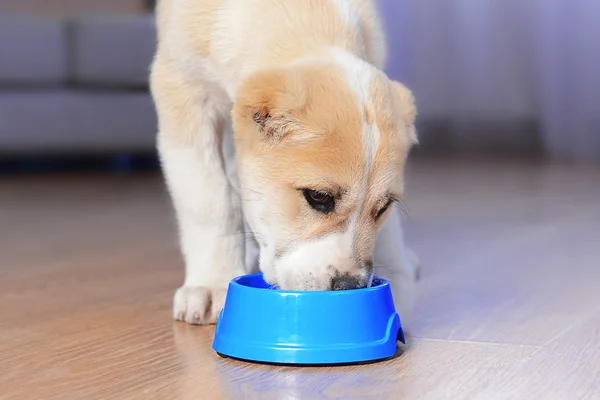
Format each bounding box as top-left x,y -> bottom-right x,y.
230,273 -> 390,297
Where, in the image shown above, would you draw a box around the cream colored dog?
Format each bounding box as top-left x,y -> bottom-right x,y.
150,0 -> 420,328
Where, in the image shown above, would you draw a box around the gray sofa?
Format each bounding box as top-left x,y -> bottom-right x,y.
0,13 -> 157,154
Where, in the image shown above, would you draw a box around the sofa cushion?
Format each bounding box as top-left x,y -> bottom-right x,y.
0,13 -> 68,86
0,91 -> 157,153
70,15 -> 156,88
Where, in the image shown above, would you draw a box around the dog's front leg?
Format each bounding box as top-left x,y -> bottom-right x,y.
152,62 -> 246,325
374,205 -> 420,331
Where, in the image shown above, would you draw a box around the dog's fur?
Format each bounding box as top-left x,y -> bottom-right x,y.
150,0 -> 420,327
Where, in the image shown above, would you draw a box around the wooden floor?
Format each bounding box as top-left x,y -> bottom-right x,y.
1,160 -> 599,400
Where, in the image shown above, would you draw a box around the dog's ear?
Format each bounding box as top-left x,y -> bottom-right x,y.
390,81 -> 418,144
234,67 -> 307,142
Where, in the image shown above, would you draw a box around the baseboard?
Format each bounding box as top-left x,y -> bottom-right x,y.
412,118 -> 542,160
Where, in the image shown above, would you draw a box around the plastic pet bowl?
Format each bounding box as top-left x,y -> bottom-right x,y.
212,273 -> 405,365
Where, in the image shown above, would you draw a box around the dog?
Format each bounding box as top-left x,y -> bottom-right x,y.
150,0 -> 420,329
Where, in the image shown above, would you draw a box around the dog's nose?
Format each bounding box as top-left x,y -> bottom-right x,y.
331,274 -> 362,291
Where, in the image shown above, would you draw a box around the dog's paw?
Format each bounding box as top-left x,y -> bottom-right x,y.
406,246 -> 421,281
173,285 -> 227,325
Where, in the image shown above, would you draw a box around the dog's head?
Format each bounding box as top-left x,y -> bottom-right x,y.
232,52 -> 417,291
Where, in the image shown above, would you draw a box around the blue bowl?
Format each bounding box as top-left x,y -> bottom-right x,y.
212,273 -> 404,365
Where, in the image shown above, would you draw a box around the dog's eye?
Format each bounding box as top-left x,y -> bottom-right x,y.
303,189 -> 335,214
375,199 -> 394,220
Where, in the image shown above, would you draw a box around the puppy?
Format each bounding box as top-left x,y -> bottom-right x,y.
150,0 -> 420,328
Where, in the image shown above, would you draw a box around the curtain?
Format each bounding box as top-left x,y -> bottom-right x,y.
378,0 -> 600,161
